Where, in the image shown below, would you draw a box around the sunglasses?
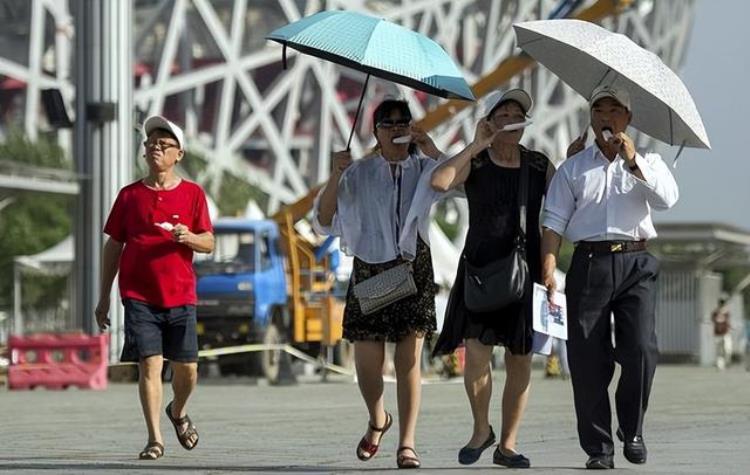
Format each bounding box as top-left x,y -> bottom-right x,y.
377,118 -> 412,129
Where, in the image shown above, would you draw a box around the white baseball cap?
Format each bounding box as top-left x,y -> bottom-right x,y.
143,115 -> 185,150
589,84 -> 631,111
483,88 -> 533,117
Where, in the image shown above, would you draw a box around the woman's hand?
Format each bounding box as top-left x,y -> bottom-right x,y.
566,130 -> 588,158
331,150 -> 353,178
411,126 -> 441,159
472,118 -> 499,151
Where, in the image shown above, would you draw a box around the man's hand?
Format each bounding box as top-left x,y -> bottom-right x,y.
331,150 -> 353,177
613,131 -> 636,163
411,126 -> 441,159
566,130 -> 588,158
172,224 -> 193,245
95,299 -> 111,332
542,271 -> 557,305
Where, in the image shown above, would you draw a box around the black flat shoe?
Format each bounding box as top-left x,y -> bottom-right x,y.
493,447 -> 530,468
585,455 -> 614,469
458,426 -> 496,465
616,427 -> 647,464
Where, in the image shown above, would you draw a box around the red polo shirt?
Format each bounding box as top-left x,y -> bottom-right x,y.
104,179 -> 213,308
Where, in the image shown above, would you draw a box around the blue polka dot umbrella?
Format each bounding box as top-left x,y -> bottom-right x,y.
267,10 -> 475,149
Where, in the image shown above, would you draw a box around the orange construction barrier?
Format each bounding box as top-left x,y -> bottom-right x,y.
8,333 -> 109,390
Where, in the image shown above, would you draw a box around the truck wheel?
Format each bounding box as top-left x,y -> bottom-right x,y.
262,322 -> 296,385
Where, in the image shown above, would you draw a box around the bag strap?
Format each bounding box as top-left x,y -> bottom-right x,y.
517,152 -> 529,355
516,150 -> 529,247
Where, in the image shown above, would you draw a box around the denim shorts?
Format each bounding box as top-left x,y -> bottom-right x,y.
121,299 -> 199,363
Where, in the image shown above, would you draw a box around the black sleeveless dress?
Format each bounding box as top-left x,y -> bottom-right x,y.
433,146 -> 549,356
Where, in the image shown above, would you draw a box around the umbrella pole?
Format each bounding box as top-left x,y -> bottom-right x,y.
672,139 -> 687,168
346,73 -> 371,151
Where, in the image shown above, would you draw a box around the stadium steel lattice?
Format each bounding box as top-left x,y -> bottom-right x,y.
0,0 -> 697,345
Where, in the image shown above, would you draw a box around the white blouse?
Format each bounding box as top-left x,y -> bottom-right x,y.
313,153 -> 445,264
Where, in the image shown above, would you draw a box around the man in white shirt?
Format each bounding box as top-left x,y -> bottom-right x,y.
541,85 -> 679,470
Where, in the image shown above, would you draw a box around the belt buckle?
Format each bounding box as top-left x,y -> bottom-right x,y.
610,243 -> 623,253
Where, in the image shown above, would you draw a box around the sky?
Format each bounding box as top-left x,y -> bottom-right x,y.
655,0 -> 750,228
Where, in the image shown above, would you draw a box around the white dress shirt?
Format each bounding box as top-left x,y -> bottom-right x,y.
543,144 -> 679,242
313,153 -> 445,264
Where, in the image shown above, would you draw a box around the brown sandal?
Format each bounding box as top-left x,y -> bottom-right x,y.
356,412 -> 393,461
166,401 -> 199,450
138,441 -> 164,460
397,446 -> 421,469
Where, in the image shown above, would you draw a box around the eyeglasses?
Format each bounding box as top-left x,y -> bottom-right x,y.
376,119 -> 411,129
144,140 -> 180,150
490,113 -> 525,124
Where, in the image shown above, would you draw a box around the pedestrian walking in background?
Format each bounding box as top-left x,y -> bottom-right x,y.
711,298 -> 732,370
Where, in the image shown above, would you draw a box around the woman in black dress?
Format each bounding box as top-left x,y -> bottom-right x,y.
431,89 -> 554,468
314,99 -> 442,469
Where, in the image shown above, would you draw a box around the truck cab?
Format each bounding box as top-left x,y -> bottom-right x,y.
194,219 -> 287,351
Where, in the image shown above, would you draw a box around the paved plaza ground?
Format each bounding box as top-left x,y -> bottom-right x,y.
0,364 -> 748,474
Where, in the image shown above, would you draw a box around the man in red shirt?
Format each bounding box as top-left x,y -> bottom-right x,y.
95,116 -> 214,460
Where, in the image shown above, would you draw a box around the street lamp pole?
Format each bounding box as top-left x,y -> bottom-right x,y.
72,0 -> 133,361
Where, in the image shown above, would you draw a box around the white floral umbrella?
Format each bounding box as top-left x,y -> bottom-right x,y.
514,19 -> 710,150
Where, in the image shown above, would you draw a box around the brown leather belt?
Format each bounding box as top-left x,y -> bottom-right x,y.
576,240 -> 648,254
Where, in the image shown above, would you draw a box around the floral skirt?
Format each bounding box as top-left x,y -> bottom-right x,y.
343,238 -> 438,342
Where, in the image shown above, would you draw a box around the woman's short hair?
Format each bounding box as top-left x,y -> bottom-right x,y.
373,100 -> 412,131
372,99 -> 416,155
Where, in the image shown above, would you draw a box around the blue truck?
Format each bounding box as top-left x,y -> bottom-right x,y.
194,216 -> 346,383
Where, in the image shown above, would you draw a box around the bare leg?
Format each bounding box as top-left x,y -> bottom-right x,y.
138,355 -> 164,445
500,350 -> 532,454
354,341 -> 387,457
169,361 -> 199,447
463,338 -> 494,447
394,333 -> 425,456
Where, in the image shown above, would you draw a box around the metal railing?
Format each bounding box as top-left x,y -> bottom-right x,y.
0,160 -> 80,195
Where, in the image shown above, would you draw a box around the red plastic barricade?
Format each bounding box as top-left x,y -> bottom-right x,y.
8,333 -> 109,390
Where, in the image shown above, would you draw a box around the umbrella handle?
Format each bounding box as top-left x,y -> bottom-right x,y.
347,73 -> 371,152
672,140 -> 686,168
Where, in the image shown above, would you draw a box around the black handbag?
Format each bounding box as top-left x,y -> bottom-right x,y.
463,155 -> 530,313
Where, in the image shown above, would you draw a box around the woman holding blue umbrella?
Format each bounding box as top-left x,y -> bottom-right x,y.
314,98 -> 443,469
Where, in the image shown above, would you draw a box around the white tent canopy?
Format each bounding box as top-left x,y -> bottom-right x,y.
14,235 -> 73,272
12,236 -> 74,337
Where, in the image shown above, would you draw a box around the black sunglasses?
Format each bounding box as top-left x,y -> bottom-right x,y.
377,118 -> 411,129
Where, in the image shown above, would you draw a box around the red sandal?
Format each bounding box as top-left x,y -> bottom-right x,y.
356,412 -> 393,461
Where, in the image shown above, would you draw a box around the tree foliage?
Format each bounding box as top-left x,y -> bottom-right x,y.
0,132 -> 72,311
